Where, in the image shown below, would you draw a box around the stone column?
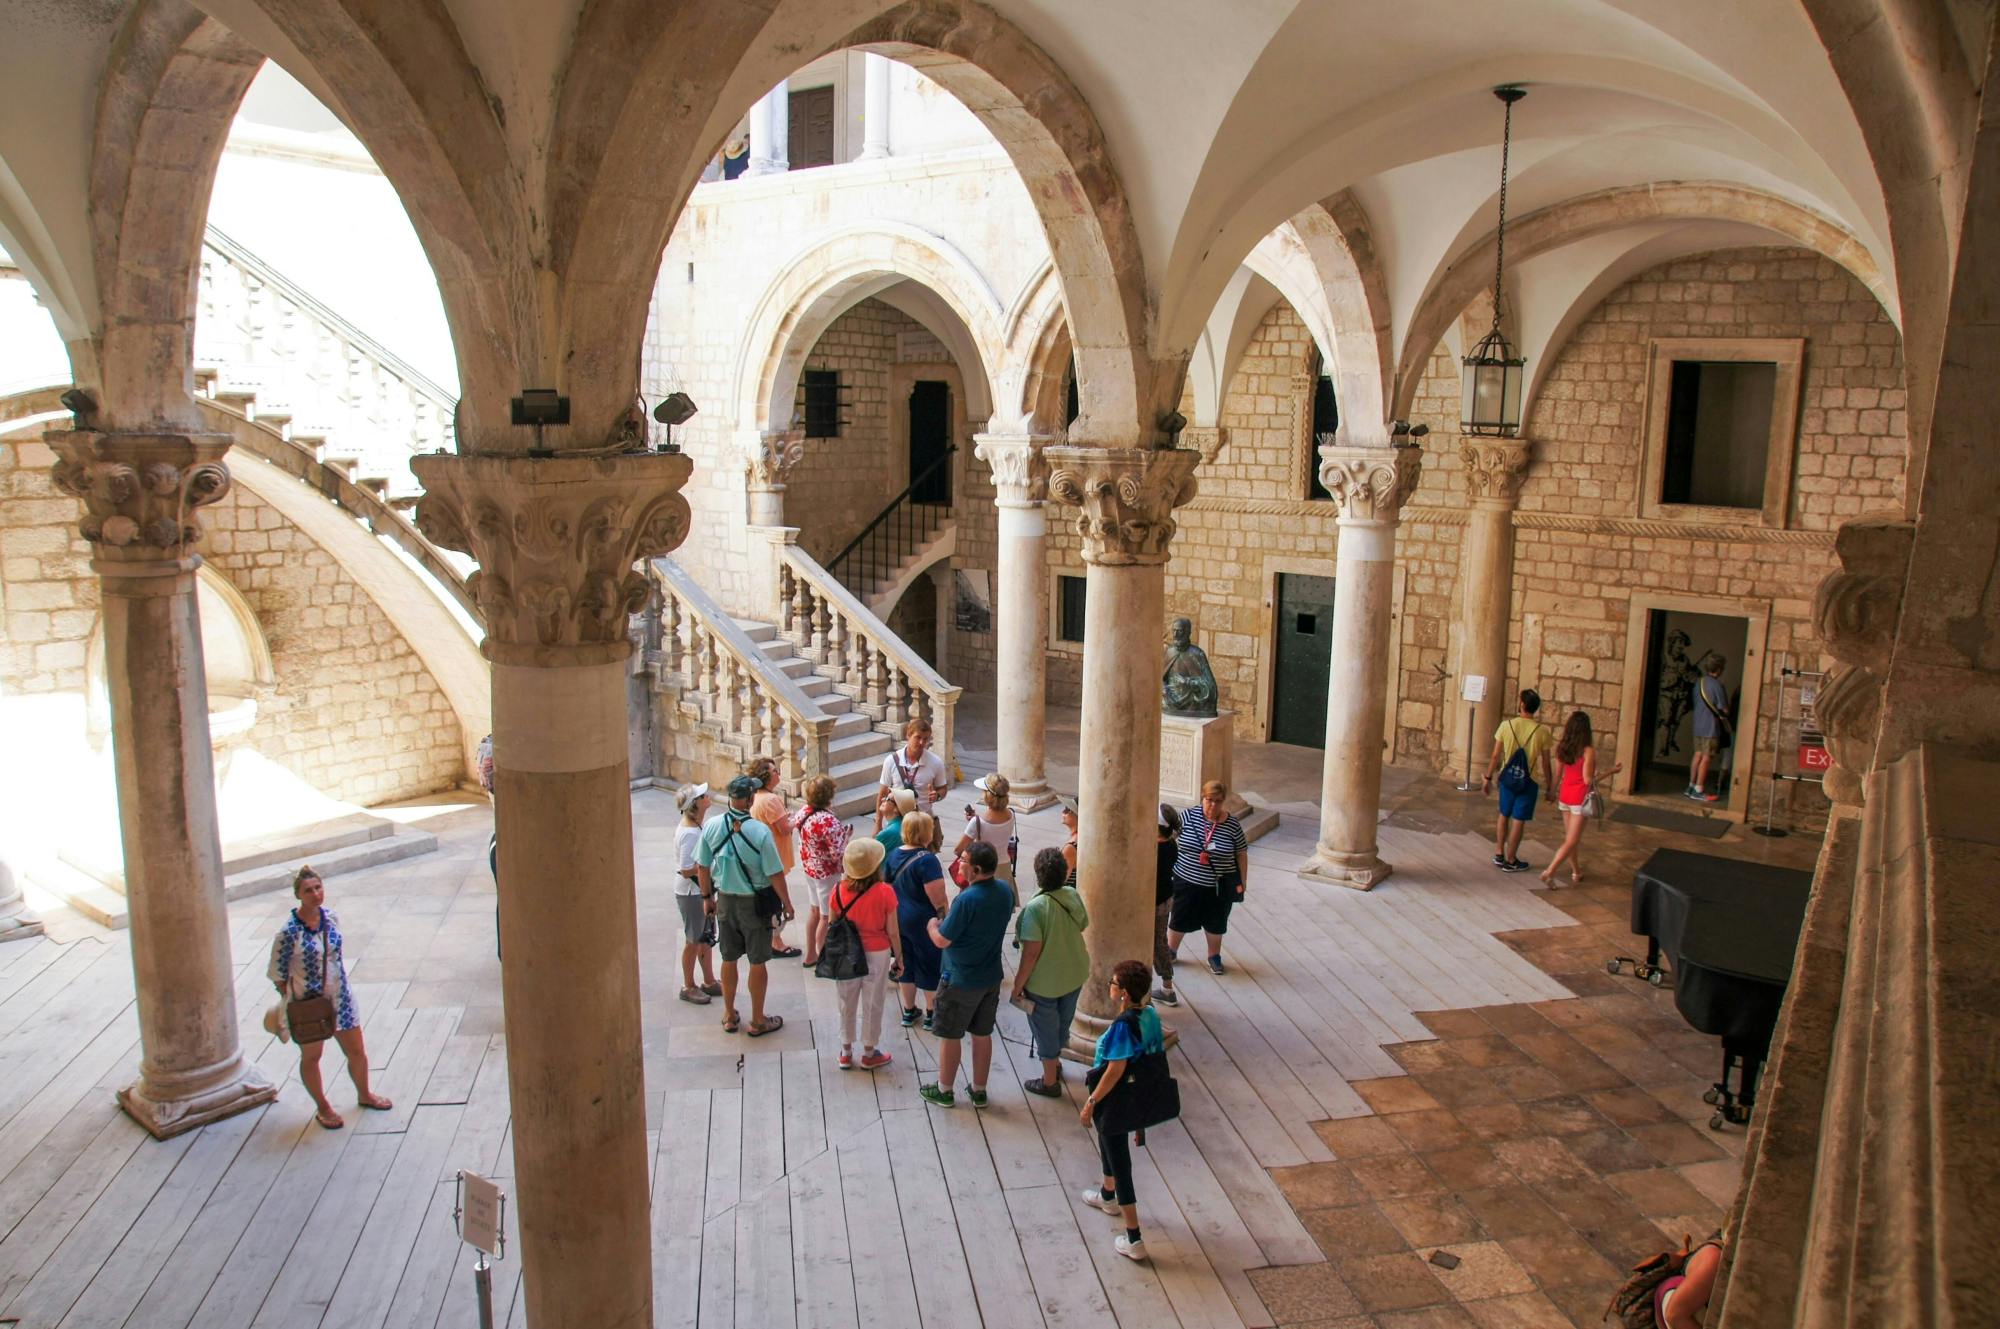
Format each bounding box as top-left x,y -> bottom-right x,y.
1300,443 -> 1422,890
1047,445 -> 1199,1049
741,427 -> 805,529
1455,440 -> 1532,773
0,853 -> 43,940
46,431 -> 276,1137
412,450 -> 693,1329
748,80 -> 790,176
859,53 -> 892,160
973,431 -> 1056,810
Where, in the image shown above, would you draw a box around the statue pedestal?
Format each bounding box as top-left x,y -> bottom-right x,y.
1160,711 -> 1235,809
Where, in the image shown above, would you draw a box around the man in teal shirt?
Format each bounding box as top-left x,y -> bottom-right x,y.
919,842 -> 1015,1108
697,775 -> 793,1037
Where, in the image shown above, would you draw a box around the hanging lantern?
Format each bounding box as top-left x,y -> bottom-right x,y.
1462,86 -> 1527,437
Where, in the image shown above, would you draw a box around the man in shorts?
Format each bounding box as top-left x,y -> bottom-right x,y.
1480,688 -> 1554,872
1687,656 -> 1731,803
919,841 -> 1014,1108
696,774 -> 794,1037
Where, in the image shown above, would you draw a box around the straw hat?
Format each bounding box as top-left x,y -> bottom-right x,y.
843,836 -> 887,879
888,787 -> 918,815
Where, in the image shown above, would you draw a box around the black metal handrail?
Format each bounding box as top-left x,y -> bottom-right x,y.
829,446 -> 956,596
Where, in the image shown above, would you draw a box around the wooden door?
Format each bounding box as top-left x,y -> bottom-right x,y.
787,86 -> 836,168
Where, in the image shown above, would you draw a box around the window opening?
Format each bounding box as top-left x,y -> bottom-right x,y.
1057,575 -> 1087,644
1661,361 -> 1776,509
803,369 -> 842,438
1308,372 -> 1338,501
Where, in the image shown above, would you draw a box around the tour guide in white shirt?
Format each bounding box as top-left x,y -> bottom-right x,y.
696,774 -> 794,1038
877,717 -> 949,816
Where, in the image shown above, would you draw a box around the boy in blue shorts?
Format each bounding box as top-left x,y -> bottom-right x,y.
1480,689 -> 1554,872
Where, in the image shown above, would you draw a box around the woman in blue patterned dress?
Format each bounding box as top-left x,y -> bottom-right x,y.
269,866 -> 392,1129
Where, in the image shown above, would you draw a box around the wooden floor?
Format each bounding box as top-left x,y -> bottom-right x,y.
0,787 -> 1580,1329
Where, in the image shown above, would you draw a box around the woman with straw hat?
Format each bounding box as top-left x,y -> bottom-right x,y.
827,836 -> 905,1070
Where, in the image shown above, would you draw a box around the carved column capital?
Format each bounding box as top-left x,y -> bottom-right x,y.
736,428 -> 806,491
1318,444 -> 1423,525
1811,519 -> 1915,805
1459,438 -> 1533,507
973,431 -> 1054,505
411,451 -> 694,662
46,431 -> 233,573
1046,446 -> 1200,566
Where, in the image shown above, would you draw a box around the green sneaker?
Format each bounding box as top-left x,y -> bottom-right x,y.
966,1087 -> 989,1109
918,1083 -> 955,1108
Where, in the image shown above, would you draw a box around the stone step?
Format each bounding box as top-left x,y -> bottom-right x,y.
829,752 -> 887,786
829,730 -> 892,763
774,655 -> 815,679
830,788 -> 879,821
63,810 -> 401,893
735,619 -> 776,643
794,676 -> 833,699
828,710 -> 869,737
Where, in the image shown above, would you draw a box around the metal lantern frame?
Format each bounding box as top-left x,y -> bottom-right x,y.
1462,85 -> 1527,437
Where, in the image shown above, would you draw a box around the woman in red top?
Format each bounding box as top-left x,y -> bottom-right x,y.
1543,710 -> 1621,887
829,837 -> 906,1070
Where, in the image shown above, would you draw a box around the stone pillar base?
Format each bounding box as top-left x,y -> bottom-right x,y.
0,914 -> 44,941
118,1058 -> 277,1139
1064,1007 -> 1179,1063
1300,847 -> 1395,891
1005,777 -> 1059,813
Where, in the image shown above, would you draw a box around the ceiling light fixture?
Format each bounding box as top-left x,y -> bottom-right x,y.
1462,85 -> 1527,437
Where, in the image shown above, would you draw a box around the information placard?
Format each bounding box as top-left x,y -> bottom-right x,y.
460,1171 -> 503,1256
1461,674 -> 1488,703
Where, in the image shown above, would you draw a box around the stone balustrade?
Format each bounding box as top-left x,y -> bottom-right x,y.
777,544 -> 962,772
648,555 -> 835,789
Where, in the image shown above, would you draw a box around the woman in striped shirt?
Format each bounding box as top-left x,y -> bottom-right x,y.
1165,780 -> 1249,976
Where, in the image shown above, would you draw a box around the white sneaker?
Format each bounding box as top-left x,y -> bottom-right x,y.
1115,1234 -> 1148,1261
1079,1186 -> 1120,1215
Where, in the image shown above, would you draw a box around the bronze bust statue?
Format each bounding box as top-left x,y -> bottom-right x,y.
1163,617 -> 1219,717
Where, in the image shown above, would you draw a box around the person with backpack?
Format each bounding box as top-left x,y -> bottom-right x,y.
1604,1231 -> 1722,1328
695,774 -> 794,1037
820,836 -> 903,1071
1013,847 -> 1089,1097
1480,688 -> 1555,872
1687,655 -> 1732,803
1078,959 -> 1171,1262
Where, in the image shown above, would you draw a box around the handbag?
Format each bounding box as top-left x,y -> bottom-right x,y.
285,922 -> 338,1045
814,883 -> 872,980
1083,1012 -> 1181,1135
1581,788 -> 1606,820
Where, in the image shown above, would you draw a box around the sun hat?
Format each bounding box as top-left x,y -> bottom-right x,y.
888,787 -> 918,815
1057,794 -> 1078,815
842,836 -> 887,879
675,782 -> 710,813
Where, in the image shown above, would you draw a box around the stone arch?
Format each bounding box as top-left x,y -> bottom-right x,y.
734,224 -> 1005,435
1392,182 -> 1889,420
82,1 -> 264,430
999,259 -> 1074,435
554,0 -> 1156,447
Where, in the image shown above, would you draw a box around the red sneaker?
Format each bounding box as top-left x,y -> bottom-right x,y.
860,1049 -> 893,1070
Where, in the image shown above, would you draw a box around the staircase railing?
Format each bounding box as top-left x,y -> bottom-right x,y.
775,544 -> 961,773
827,446 -> 956,594
197,226 -> 458,500
648,555 -> 836,789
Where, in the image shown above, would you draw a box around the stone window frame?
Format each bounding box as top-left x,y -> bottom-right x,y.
1289,370 -> 1337,505
1638,337 -> 1805,529
1048,568 -> 1087,655
1609,589 -> 1772,824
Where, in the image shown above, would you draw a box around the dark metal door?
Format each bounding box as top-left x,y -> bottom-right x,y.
787,86 -> 836,168
1271,573 -> 1335,747
908,380 -> 952,504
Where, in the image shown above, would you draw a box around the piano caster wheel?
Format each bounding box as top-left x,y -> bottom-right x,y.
1709,1112 -> 1727,1131
1606,959 -> 1625,976
1702,1088 -> 1721,1106
1647,969 -> 1667,987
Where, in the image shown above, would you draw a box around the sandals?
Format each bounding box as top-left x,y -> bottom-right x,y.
722,1010 -> 742,1034
315,1107 -> 346,1130
359,1094 -> 394,1111
747,1014 -> 786,1038
771,947 -> 803,960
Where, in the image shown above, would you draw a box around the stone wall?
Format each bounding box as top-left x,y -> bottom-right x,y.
0,439 -> 464,806
784,298 -> 903,566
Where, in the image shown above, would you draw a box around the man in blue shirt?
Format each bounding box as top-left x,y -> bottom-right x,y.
696,775 -> 794,1037
1688,656 -> 1732,803
919,841 -> 1014,1109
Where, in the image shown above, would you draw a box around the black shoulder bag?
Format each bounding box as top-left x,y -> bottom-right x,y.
1083,1012 -> 1181,1136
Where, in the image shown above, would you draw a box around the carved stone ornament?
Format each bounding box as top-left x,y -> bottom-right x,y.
411,451 -> 694,653
1810,518 -> 1914,806
46,431 -> 234,565
972,432 -> 1053,503
1459,438 -> 1533,505
739,429 -> 806,490
1318,445 -> 1423,524
1045,446 -> 1200,566
1183,426 -> 1229,466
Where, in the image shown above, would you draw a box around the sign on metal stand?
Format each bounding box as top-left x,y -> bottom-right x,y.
1457,675 -> 1487,791
455,1170 -> 507,1329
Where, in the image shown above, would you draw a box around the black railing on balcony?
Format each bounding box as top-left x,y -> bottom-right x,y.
828,446 -> 956,596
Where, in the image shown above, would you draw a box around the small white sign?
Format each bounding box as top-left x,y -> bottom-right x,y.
1799,686 -> 1818,710
1461,675 -> 1488,703
460,1172 -> 503,1256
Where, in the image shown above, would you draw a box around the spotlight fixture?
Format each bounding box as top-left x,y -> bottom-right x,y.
59,387 -> 96,423
651,391 -> 698,452
510,389 -> 569,427
1462,86 -> 1527,437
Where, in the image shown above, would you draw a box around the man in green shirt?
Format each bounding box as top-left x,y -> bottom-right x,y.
696,775 -> 794,1037
1011,847 -> 1090,1098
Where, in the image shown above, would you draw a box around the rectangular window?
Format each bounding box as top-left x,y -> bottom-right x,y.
1057,574 -> 1087,644
1307,373 -> 1338,501
802,369 -> 841,438
1660,360 -> 1777,509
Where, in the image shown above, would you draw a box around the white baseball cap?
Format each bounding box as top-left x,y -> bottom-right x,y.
675,782 -> 710,813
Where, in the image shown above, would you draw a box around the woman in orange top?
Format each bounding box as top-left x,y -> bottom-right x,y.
748,756 -> 802,958
828,837 -> 906,1070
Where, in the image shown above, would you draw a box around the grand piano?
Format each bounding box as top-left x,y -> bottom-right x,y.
1610,848 -> 1814,1129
